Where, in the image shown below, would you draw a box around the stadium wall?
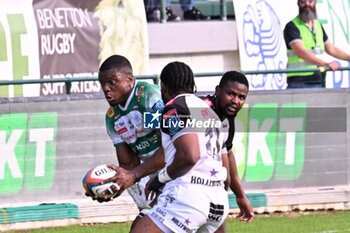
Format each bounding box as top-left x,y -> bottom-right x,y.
147,20 -> 240,73
0,88 -> 349,230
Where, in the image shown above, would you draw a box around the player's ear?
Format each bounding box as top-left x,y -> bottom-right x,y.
123,74 -> 134,89
125,74 -> 134,83
161,82 -> 167,94
215,85 -> 220,96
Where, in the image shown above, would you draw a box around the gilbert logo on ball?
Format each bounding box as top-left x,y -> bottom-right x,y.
82,164 -> 119,198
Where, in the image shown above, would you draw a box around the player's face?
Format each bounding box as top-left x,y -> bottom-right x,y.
216,81 -> 248,118
98,68 -> 133,106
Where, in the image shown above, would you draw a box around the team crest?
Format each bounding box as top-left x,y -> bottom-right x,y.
107,107 -> 115,118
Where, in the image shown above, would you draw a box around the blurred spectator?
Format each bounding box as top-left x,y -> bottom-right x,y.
144,0 -> 210,22
284,0 -> 350,88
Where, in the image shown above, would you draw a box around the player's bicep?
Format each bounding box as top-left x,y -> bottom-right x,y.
173,133 -> 200,164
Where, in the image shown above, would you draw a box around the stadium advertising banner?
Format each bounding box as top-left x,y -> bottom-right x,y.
233,0 -> 350,90
0,0 -> 149,98
0,90 -> 348,204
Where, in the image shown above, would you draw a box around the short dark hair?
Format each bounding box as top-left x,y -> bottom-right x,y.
219,71 -> 249,91
160,61 -> 196,95
99,55 -> 133,75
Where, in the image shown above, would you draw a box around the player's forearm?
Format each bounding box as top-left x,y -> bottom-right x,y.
228,151 -> 246,198
119,161 -> 139,170
132,147 -> 165,181
222,152 -> 231,190
230,177 -> 246,198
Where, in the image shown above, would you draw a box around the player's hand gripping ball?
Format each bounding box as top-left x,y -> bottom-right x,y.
82,164 -> 120,199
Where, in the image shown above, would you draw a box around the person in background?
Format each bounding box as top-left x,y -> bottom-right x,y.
284,0 -> 350,88
201,71 -> 254,230
144,0 -> 210,22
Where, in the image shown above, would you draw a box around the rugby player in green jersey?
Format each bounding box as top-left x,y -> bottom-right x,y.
88,55 -> 165,228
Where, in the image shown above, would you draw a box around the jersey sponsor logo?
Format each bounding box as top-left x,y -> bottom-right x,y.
150,211 -> 165,224
117,127 -> 127,134
131,111 -> 142,127
164,114 -> 180,135
123,133 -> 136,141
149,133 -> 160,144
171,217 -> 195,233
135,140 -> 150,151
137,85 -> 145,102
162,109 -> 179,134
201,108 -> 218,120
107,107 -> 114,118
156,207 -> 166,217
190,176 -> 223,187
149,97 -> 164,112
163,190 -> 176,207
163,109 -> 177,120
203,98 -> 213,107
208,203 -> 224,222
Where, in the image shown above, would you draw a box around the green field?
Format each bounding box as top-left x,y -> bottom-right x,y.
9,210 -> 350,233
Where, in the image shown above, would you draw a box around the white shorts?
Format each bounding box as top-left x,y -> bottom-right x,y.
127,175 -> 153,211
147,182 -> 228,233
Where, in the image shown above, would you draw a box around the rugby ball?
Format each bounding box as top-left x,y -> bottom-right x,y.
82,164 -> 120,199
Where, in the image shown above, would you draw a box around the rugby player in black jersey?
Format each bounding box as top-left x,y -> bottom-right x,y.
201,71 -> 254,225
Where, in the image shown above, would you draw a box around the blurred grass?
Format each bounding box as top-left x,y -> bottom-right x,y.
8,210 -> 350,233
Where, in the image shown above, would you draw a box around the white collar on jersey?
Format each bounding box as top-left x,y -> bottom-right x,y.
118,83 -> 137,111
165,93 -> 193,106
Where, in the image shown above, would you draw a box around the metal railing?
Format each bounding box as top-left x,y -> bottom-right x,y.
160,0 -> 227,23
1,67 -> 350,95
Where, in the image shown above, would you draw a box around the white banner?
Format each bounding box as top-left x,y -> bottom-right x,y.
233,0 -> 350,89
